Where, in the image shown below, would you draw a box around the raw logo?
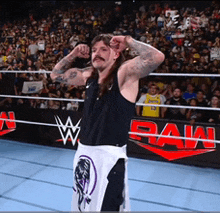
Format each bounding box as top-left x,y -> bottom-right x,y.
130,120 -> 216,161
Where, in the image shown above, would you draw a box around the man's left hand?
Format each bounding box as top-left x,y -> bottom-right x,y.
110,36 -> 128,53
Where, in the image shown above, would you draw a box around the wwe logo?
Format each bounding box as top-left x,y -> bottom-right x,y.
55,115 -> 81,146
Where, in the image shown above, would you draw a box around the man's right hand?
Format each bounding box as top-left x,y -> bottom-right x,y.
71,44 -> 90,59
51,44 -> 91,85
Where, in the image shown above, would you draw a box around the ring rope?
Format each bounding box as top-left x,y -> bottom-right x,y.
0,70 -> 52,74
149,73 -> 220,77
0,94 -> 84,102
0,94 -> 219,111
136,103 -> 220,111
128,131 -> 218,145
0,117 -> 218,144
1,70 -> 220,77
0,117 -> 80,129
1,71 -> 218,145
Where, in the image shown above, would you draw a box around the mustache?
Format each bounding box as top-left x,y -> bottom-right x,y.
93,55 -> 105,62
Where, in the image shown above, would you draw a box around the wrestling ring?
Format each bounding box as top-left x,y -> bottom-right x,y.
0,70 -> 220,211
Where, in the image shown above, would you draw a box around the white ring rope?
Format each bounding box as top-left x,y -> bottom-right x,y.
1,71 -> 218,146
0,70 -> 220,110
0,94 -> 219,111
0,117 -> 218,144
1,70 -> 220,77
136,103 -> 220,111
0,94 -> 84,102
149,73 -> 220,77
0,70 -> 52,74
128,131 -> 218,145
0,117 -> 80,129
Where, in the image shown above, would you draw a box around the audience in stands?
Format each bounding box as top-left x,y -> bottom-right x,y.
0,1 -> 220,123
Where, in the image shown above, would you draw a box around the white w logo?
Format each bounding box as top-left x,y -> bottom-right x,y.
55,115 -> 81,146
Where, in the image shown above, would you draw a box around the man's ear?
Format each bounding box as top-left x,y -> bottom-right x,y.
113,51 -> 120,60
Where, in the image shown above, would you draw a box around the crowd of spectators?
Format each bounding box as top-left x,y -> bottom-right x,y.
0,1 -> 220,123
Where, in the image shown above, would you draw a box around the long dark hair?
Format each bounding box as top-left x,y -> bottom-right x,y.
90,34 -> 126,97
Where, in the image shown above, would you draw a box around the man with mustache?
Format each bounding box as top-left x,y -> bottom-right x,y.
51,34 -> 164,211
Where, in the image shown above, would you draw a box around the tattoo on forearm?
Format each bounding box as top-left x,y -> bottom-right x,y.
126,37 -> 164,77
54,70 -> 77,84
128,38 -> 157,61
56,69 -> 66,74
54,76 -> 67,83
52,56 -> 74,75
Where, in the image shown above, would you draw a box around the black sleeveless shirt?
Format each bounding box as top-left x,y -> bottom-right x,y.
79,73 -> 135,147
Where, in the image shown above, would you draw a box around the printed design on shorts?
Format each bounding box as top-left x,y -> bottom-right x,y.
73,155 -> 97,211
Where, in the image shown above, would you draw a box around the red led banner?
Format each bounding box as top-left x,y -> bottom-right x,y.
129,120 -> 216,161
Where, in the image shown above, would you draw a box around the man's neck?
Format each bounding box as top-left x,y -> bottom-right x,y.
98,68 -> 110,84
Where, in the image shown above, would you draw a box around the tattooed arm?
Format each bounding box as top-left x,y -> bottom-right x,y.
110,36 -> 165,103
110,36 -> 165,80
50,44 -> 92,85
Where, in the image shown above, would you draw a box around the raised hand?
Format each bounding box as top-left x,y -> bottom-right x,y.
71,44 -> 90,59
109,36 -> 128,53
